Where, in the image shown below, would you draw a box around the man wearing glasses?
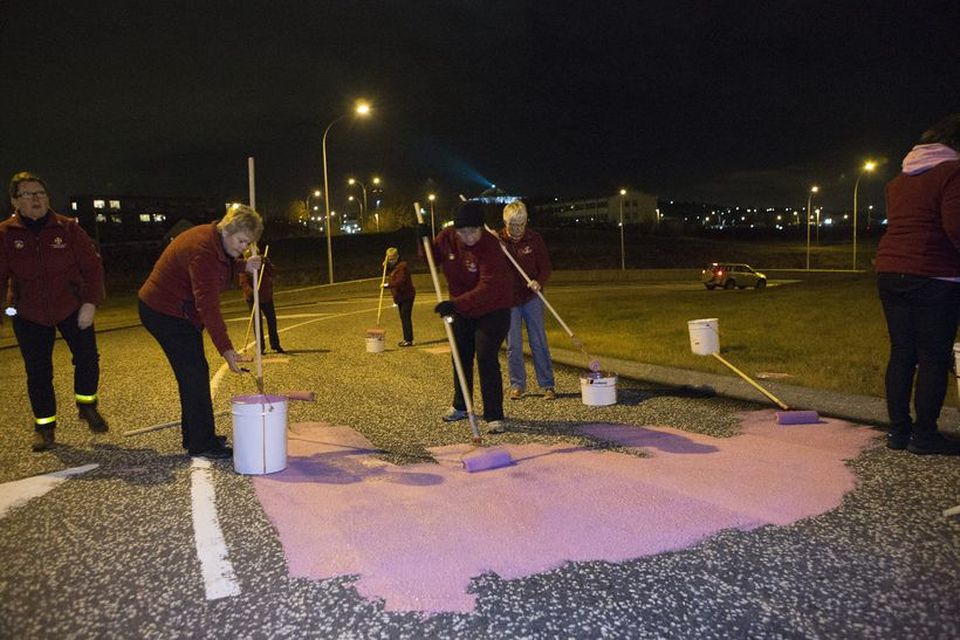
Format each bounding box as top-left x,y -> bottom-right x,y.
1,171 -> 108,452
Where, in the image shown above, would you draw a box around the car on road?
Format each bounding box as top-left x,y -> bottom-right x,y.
702,263 -> 767,290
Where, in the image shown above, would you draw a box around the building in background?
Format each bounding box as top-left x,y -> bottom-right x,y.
533,189 -> 659,226
69,194 -> 223,245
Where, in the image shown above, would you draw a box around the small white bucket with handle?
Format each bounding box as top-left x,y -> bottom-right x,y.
688,318 -> 720,356
232,394 -> 287,475
580,373 -> 618,406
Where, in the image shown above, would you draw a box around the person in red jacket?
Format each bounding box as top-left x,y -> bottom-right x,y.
499,200 -> 556,401
875,113 -> 960,456
422,201 -> 515,434
238,248 -> 284,354
1,172 -> 108,452
383,247 -> 416,346
138,204 -> 262,459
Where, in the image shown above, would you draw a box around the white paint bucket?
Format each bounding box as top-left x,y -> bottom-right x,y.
366,328 -> 386,353
231,394 -> 287,475
580,373 -> 618,406
688,318 -> 720,356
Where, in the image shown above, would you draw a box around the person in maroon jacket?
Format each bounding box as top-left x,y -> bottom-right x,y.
499,200 -> 556,401
1,172 -> 108,452
875,113 -> 960,456
383,246 -> 416,346
422,201 -> 515,434
138,204 -> 263,459
239,248 -> 284,354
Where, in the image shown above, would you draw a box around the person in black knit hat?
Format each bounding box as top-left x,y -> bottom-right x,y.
419,201 -> 516,434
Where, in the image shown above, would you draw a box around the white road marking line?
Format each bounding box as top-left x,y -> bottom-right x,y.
0,464 -> 99,519
190,458 -> 241,600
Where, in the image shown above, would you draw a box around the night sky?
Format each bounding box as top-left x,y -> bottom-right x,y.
2,0 -> 958,214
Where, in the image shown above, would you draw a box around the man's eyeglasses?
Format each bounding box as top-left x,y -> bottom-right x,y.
17,190 -> 47,199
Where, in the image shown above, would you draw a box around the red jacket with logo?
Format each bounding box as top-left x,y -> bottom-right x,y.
0,211 -> 105,326
428,227 -> 514,318
386,260 -> 416,304
138,222 -> 242,355
498,227 -> 552,305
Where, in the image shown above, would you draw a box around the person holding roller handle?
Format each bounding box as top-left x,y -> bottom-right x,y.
499,200 -> 557,401
1,171 -> 109,452
383,247 -> 416,347
420,201 -> 515,434
138,204 -> 263,459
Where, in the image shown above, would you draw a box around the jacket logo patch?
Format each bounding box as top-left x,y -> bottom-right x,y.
51,237 -> 66,249
520,246 -> 533,255
465,259 -> 477,273
13,239 -> 24,249
448,253 -> 456,261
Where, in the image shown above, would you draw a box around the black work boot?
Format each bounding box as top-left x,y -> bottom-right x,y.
907,432 -> 960,456
32,424 -> 56,452
77,402 -> 109,433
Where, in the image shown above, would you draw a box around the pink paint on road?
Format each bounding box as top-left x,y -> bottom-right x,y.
252,411 -> 876,613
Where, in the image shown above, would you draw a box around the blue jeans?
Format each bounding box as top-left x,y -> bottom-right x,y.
877,273 -> 960,438
506,296 -> 555,391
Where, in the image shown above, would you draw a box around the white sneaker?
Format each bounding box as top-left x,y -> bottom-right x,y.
442,407 -> 468,422
486,420 -> 506,434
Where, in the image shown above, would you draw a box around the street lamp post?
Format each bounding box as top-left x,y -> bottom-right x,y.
427,193 -> 437,237
852,160 -> 876,271
321,100 -> 371,283
805,185 -> 819,270
619,188 -> 627,271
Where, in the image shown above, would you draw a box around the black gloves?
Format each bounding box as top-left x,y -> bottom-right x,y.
417,223 -> 431,240
434,300 -> 456,317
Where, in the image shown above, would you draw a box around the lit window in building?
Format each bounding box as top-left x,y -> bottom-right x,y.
110,215 -> 122,224
94,200 -> 105,209
71,201 -> 78,211
139,214 -> 151,223
96,213 -> 107,223
109,200 -> 121,209
153,214 -> 166,222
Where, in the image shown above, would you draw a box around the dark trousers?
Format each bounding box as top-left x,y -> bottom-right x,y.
877,274 -> 960,437
138,300 -> 219,453
449,308 -> 511,421
13,308 -> 100,422
245,298 -> 281,352
397,297 -> 414,343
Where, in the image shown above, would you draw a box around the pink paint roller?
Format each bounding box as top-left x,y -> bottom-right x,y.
415,201 -> 514,473
711,353 -> 821,425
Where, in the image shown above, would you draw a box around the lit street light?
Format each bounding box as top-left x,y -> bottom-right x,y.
852,160 -> 876,271
805,185 -> 819,270
619,188 -> 627,271
305,189 -> 321,230
427,193 -> 437,237
321,100 -> 371,283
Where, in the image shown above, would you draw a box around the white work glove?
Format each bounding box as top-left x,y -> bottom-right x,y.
77,303 -> 96,329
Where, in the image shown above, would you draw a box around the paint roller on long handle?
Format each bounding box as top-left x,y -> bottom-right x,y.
710,352 -> 819,424
484,225 -> 600,371
241,245 -> 270,352
415,202 -> 482,444
376,254 -> 389,327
